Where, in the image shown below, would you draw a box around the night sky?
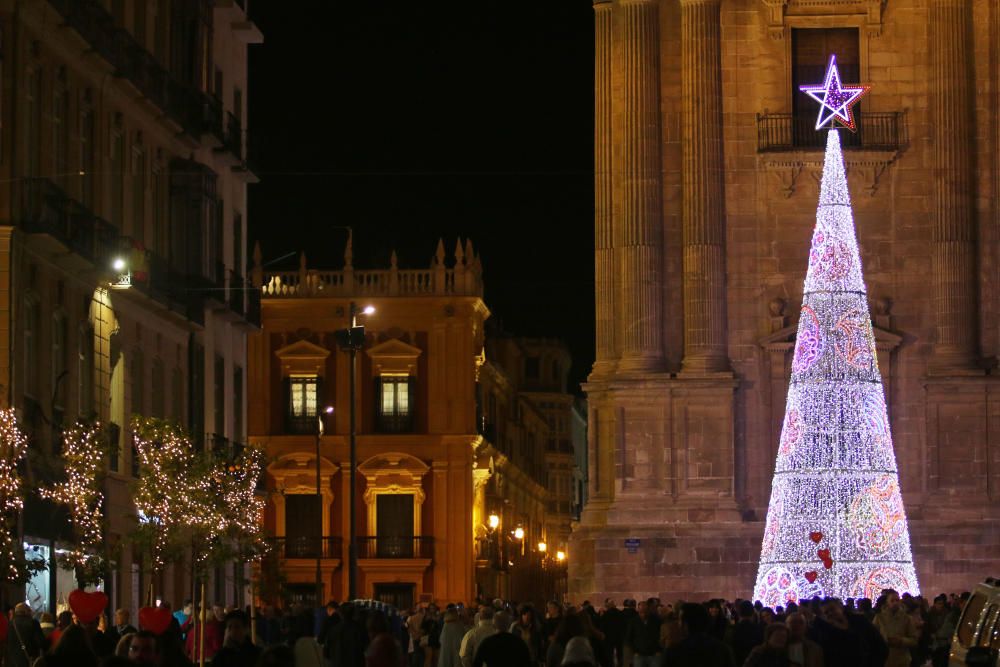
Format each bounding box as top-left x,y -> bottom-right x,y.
247,2 -> 596,391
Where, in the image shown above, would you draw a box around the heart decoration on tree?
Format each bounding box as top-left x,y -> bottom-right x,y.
809,531 -> 823,543
804,571 -> 818,583
817,548 -> 831,561
139,607 -> 173,635
822,558 -> 833,570
68,590 -> 108,625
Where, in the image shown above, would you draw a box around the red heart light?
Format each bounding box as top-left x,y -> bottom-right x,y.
139,606 -> 173,635
822,558 -> 833,570
68,590 -> 108,625
804,571 -> 818,583
817,549 -> 831,561
809,532 -> 823,543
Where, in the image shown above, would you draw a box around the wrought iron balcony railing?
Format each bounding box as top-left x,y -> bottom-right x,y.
268,536 -> 343,560
357,536 -> 434,559
20,178 -> 118,266
756,112 -> 907,153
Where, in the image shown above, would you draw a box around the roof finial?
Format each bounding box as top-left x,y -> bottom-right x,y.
435,238 -> 445,265
454,237 -> 465,266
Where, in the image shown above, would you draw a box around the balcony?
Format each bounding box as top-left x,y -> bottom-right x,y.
48,0 -> 219,141
20,179 -> 119,267
226,271 -> 261,328
358,536 -> 434,559
268,536 -> 343,560
756,112 -> 907,153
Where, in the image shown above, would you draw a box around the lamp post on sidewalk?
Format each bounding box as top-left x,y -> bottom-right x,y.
335,302 -> 374,601
315,405 -> 333,607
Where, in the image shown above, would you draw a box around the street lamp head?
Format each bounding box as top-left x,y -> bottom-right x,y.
513,527 -> 525,541
556,550 -> 566,562
361,305 -> 376,316
538,542 -> 547,553
324,406 -> 334,414
112,257 -> 127,272
487,514 -> 500,530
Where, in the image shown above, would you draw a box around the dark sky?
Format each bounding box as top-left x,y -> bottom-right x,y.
246,2 -> 596,391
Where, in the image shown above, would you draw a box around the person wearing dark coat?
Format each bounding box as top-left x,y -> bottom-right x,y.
623,601 -> 661,667
210,610 -> 262,667
743,624 -> 791,667
473,612 -> 531,667
598,599 -> 625,667
728,601 -> 764,667
6,603 -> 46,667
661,603 -> 736,667
326,602 -> 367,667
807,599 -> 864,667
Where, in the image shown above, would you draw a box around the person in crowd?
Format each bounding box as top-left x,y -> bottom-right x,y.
544,601 -> 564,646
707,601 -> 729,642
661,602 -> 735,667
459,606 -> 496,667
472,611 -> 531,667
728,600 -> 764,667
115,633 -> 137,658
926,594 -> 958,667
510,605 -> 543,663
547,612 -> 587,667
108,609 -> 139,649
366,610 -> 404,667
619,600 -> 638,665
39,612 -> 56,641
211,610 -> 261,667
326,602 -> 366,667
49,611 -> 73,648
34,623 -> 99,667
183,604 -> 223,661
172,602 -> 192,637
127,631 -> 161,667
623,600 -> 661,667
744,623 -> 791,667
597,599 -> 623,667
319,601 -> 342,648
438,608 -> 465,667
807,598 -> 863,667
659,608 -> 682,651
873,590 -> 917,667
561,636 -> 597,667
783,613 -> 822,667
6,603 -> 46,667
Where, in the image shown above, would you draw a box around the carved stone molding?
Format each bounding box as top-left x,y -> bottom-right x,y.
758,148 -> 899,198
761,0 -> 888,38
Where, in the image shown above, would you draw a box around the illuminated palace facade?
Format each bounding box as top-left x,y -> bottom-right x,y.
571,0 -> 1000,600
249,240 -> 582,608
1,0 -> 260,615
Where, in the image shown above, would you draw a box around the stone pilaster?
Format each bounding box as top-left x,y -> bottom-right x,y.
593,0 -> 616,377
613,0 -> 664,374
930,0 -> 979,372
680,0 -> 729,375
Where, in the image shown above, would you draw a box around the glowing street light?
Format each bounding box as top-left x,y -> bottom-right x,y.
112,258 -> 127,272
513,527 -> 525,541
487,514 -> 500,530
556,551 -> 566,562
361,305 -> 376,315
538,542 -> 547,553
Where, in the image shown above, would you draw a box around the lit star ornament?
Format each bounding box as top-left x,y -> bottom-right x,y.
799,54 -> 871,131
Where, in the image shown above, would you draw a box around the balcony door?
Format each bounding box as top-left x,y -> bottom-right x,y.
376,494 -> 414,557
285,494 -> 321,558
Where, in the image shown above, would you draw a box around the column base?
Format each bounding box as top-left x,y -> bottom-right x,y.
679,353 -> 732,376
926,351 -> 985,377
589,359 -> 618,380
615,353 -> 665,375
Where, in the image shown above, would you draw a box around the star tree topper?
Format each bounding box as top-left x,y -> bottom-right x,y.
799,54 -> 871,131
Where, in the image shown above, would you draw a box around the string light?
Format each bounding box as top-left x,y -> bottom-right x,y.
39,421 -> 107,583
798,54 -> 871,131
0,408 -> 36,583
753,129 -> 919,606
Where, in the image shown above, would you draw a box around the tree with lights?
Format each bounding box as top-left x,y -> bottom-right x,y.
753,55 -> 919,605
0,408 -> 45,585
39,421 -> 109,586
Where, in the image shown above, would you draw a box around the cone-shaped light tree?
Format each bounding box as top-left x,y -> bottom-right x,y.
753,57 -> 919,604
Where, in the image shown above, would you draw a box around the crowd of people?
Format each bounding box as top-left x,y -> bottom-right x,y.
0,589 -> 971,667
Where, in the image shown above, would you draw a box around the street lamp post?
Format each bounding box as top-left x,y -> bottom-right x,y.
315,406 -> 333,608
335,302 -> 373,601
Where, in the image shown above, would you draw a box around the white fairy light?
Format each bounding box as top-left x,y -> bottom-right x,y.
753,129 -> 919,605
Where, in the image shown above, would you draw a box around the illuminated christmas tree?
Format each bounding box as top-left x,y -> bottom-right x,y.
753,56 -> 919,605
0,408 -> 43,584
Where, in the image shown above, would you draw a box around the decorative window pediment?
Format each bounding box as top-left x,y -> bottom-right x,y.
275,339 -> 330,377
365,338 -> 422,377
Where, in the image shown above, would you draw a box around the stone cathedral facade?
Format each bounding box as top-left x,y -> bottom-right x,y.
569,0 -> 1000,600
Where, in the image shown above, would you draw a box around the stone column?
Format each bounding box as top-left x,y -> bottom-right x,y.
593,0 -> 616,376
613,0 -> 664,373
930,0 -> 979,372
680,0 -> 729,374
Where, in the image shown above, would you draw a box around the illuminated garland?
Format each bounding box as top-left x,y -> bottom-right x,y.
131,417 -> 198,572
40,421 -> 107,584
0,408 -> 37,583
753,128 -> 919,605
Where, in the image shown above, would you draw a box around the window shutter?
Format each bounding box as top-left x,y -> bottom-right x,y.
373,376 -> 384,431
282,376 -> 291,433
406,376 -> 417,432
